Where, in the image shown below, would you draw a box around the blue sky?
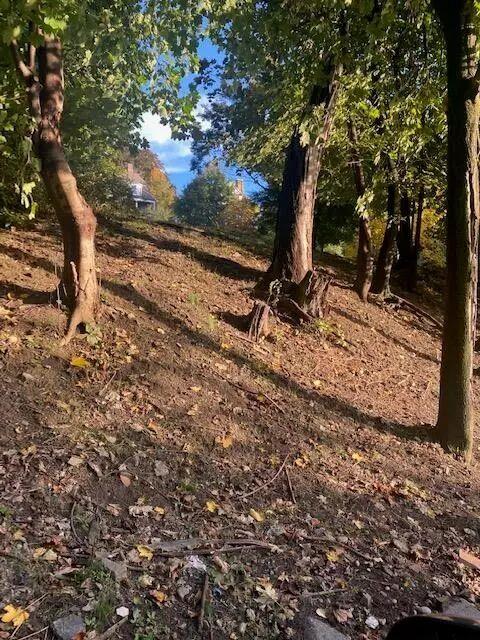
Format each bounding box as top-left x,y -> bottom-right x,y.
139,39 -> 261,196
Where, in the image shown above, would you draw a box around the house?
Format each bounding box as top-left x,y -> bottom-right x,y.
126,163 -> 157,211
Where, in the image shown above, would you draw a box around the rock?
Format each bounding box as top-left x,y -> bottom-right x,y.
22,372 -> 35,382
418,606 -> 432,615
365,615 -> 379,630
303,617 -> 349,640
51,614 -> 85,640
116,606 -> 129,618
96,554 -> 128,582
154,460 -> 169,477
442,598 -> 480,622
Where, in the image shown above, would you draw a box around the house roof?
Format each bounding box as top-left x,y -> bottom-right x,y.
134,185 -> 156,203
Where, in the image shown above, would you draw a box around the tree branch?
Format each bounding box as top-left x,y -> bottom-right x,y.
10,40 -> 33,83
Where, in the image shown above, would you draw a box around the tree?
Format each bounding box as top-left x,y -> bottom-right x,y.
347,119 -> 373,301
2,0 -> 203,341
127,150 -> 176,220
175,163 -> 233,228
432,0 -> 480,461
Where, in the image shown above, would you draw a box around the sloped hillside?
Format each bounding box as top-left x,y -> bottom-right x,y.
0,219 -> 479,640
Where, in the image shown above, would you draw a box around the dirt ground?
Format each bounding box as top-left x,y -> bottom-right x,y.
0,218 -> 479,640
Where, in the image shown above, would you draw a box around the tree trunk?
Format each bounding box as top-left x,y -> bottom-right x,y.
433,0 -> 480,461
259,63 -> 342,289
371,158 -> 401,298
347,120 -> 374,302
12,36 -> 98,342
409,186 -> 424,291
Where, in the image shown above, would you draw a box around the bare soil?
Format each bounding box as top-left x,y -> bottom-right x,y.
0,218 -> 479,640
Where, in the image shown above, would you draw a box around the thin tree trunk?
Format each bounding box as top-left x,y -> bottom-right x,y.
433,0 -> 480,461
347,120 -> 373,302
12,36 -> 98,342
409,186 -> 424,290
260,62 -> 342,288
371,157 -> 400,298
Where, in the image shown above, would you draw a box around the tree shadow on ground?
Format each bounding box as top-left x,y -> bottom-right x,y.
0,238 -> 432,447
0,280 -> 53,304
98,217 -> 262,282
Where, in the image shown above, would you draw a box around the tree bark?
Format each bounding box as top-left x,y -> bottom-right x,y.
347,120 -> 374,302
12,36 -> 98,342
433,0 -> 480,461
409,186 -> 424,291
371,157 -> 401,298
259,62 -> 342,288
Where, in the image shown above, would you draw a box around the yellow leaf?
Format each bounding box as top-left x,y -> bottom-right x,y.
70,356 -> 90,368
351,452 -> 364,463
136,545 -> 153,561
33,547 -> 46,559
154,506 -> 165,515
42,549 -> 58,562
1,605 -> 29,628
312,379 -> 321,388
249,508 -> 265,523
215,434 -> 233,449
190,386 -> 202,392
205,500 -> 219,513
220,342 -> 230,350
326,548 -> 343,563
150,590 -> 168,604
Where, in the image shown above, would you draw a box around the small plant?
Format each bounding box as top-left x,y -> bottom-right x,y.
187,292 -> 200,305
206,313 -> 218,332
312,319 -> 348,346
132,606 -> 165,640
74,561 -> 116,631
85,323 -> 103,346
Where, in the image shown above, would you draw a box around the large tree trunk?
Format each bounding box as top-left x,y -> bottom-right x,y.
433,0 -> 480,461
12,36 -> 98,342
371,158 -> 400,298
347,120 -> 373,302
259,63 -> 342,289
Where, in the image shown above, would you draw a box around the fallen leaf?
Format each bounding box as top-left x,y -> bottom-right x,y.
315,608 -> 327,619
150,590 -> 168,605
249,508 -> 265,523
334,608 -> 353,624
459,548 -> 480,571
42,549 -> 58,562
215,434 -> 233,449
351,452 -> 364,463
326,548 -> 343,563
190,386 -> 202,392
68,455 -> 84,467
205,500 -> 219,513
1,605 -> 29,628
136,545 -> 153,561
119,473 -> 131,487
70,356 -> 90,368
33,547 -> 47,559
154,506 -> 165,516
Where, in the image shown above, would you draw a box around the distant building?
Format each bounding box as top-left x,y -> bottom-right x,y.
126,163 -> 157,211
233,179 -> 245,200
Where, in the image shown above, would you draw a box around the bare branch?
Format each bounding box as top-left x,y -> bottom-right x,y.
10,40 -> 33,83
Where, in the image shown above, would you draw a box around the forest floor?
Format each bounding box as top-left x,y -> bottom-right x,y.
0,217 -> 479,640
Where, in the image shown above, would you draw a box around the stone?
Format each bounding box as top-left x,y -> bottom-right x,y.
417,606 -> 432,615
116,607 -> 129,618
365,615 -> 379,630
51,614 -> 85,640
303,617 -> 349,640
442,598 -> 480,622
96,554 -> 128,582
154,460 -> 169,477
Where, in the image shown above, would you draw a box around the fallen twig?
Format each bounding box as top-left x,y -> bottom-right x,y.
215,371 -> 285,415
237,454 -> 290,500
285,466 -> 297,504
198,573 -> 209,632
16,627 -> 49,640
97,616 -> 128,640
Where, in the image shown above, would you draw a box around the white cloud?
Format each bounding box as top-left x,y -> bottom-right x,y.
139,98 -> 210,182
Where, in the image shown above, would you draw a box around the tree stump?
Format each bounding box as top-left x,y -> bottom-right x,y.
247,268 -> 332,341
248,300 -> 271,341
